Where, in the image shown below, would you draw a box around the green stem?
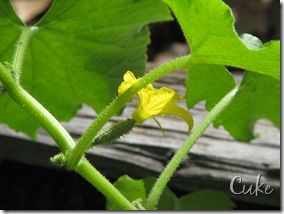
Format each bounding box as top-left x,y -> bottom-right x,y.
12,26 -> 37,82
0,63 -> 74,152
67,55 -> 192,170
77,158 -> 137,210
146,86 -> 239,210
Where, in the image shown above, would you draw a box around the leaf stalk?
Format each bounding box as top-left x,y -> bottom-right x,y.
0,63 -> 74,152
12,26 -> 38,82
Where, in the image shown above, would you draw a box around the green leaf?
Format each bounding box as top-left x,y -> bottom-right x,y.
186,64 -> 237,110
106,175 -> 177,210
215,71 -> 280,141
163,0 -> 280,79
186,65 -> 280,142
164,0 -> 280,141
0,0 -> 172,137
176,189 -> 236,210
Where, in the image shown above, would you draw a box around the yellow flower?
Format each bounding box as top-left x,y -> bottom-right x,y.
118,71 -> 138,95
118,70 -> 153,95
118,71 -> 194,131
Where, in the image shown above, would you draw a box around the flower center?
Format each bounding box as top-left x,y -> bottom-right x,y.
132,107 -> 152,124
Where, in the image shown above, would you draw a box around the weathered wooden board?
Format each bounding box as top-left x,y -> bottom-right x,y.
0,63 -> 280,207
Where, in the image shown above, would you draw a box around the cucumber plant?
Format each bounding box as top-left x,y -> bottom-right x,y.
0,0 -> 279,210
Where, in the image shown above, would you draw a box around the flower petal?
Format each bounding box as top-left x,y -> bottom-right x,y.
163,106 -> 194,131
132,106 -> 152,123
143,87 -> 179,115
118,71 -> 138,95
138,87 -> 155,109
123,71 -> 136,81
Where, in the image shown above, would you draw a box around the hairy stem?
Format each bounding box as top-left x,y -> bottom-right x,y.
77,158 -> 137,210
0,63 -> 74,152
12,26 -> 37,82
146,86 -> 239,210
67,55 -> 192,170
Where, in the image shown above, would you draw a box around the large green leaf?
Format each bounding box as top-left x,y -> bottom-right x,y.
187,68 -> 280,142
164,0 -> 280,141
186,64 -> 280,141
215,71 -> 280,141
106,175 -> 177,210
0,0 -> 172,137
163,0 -> 280,79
